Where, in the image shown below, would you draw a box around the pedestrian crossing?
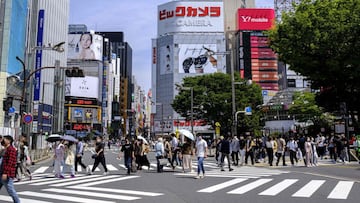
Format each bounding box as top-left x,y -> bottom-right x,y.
8,173 -> 164,202
30,161 -> 221,175
197,177 -> 357,200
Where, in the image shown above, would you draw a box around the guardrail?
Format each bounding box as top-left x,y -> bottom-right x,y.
29,148 -> 53,164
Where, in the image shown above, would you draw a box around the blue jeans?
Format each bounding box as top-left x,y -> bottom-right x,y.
0,176 -> 20,203
125,156 -> 132,174
197,157 -> 205,175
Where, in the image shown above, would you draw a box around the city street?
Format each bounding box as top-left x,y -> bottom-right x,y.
1,148 -> 359,203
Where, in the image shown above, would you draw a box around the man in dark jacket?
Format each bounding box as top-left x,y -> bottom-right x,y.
220,136 -> 234,171
0,135 -> 20,203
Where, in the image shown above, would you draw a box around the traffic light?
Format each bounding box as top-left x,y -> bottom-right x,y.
3,97 -> 13,112
65,67 -> 84,77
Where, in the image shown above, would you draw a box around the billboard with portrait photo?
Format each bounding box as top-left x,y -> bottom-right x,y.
178,44 -> 219,74
68,34 -> 103,61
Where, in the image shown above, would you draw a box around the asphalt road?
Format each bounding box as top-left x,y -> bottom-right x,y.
1,147 -> 359,203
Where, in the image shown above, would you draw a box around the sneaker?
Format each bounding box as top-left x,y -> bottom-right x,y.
86,166 -> 90,173
221,168 -> 225,171
229,168 -> 234,171
71,174 -> 76,178
103,172 -> 109,176
29,175 -> 32,181
88,171 -> 93,175
59,175 -> 65,179
200,174 -> 205,179
194,175 -> 200,179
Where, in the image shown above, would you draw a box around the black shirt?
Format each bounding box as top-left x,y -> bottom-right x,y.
95,142 -> 105,157
121,143 -> 133,158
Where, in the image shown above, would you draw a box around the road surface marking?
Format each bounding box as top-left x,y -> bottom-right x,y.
17,191 -> 116,203
51,175 -> 119,187
88,165 -> 101,171
106,164 -> 118,171
292,180 -> 326,197
0,195 -> 53,203
70,186 -> 164,196
33,167 -> 49,174
30,175 -> 100,186
259,179 -> 298,196
43,188 -> 140,201
227,179 -> 273,194
73,176 -> 139,187
327,181 -> 354,199
198,178 -> 248,193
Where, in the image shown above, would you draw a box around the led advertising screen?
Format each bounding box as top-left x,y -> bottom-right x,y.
158,1 -> 224,36
68,34 -> 103,61
178,44 -> 219,74
65,76 -> 99,99
237,8 -> 275,31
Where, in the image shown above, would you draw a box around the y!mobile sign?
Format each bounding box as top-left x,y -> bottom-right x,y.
237,9 -> 275,31
158,1 -> 224,36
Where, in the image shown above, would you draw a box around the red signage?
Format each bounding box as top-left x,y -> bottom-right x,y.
159,6 -> 221,21
237,9 -> 275,31
72,123 -> 92,131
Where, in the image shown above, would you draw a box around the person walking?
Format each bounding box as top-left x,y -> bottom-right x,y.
90,136 -> 108,175
120,138 -> 134,175
245,136 -> 255,165
238,136 -> 246,166
304,137 -> 313,167
287,136 -> 298,166
170,133 -> 179,167
220,136 -> 234,171
0,135 -> 20,203
275,135 -> 287,166
195,135 -> 208,179
180,137 -> 194,173
231,136 -> 240,166
155,137 -> 165,173
164,138 -> 175,169
63,142 -> 76,178
75,138 -> 89,174
265,137 -> 275,166
54,140 -> 65,178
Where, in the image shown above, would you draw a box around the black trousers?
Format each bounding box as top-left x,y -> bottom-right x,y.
75,155 -> 87,172
266,148 -> 274,166
276,152 -> 286,166
92,155 -> 108,172
245,150 -> 254,165
221,153 -> 232,169
289,150 -> 298,165
231,151 -> 239,165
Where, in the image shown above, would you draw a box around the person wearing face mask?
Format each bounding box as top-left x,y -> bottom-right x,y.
0,135 -> 20,203
90,136 -> 108,175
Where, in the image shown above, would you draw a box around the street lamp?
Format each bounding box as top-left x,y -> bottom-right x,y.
175,84 -> 194,136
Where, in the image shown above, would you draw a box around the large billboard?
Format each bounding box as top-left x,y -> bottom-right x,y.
178,44 -> 219,74
237,8 -> 275,31
65,76 -> 99,99
68,34 -> 103,60
158,1 -> 224,36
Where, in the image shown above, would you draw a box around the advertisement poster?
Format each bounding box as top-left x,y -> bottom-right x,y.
178,44 -> 218,74
68,34 -> 103,60
237,8 -> 275,31
65,76 -> 99,99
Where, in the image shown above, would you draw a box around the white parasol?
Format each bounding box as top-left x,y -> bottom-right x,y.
179,129 -> 195,141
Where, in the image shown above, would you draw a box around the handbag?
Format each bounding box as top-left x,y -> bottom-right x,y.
159,158 -> 168,166
26,156 -> 32,166
91,154 -> 98,159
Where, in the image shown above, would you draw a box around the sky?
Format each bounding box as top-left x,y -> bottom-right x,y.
69,0 -> 274,92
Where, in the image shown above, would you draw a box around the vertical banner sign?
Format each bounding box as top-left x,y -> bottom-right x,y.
34,9 -> 44,101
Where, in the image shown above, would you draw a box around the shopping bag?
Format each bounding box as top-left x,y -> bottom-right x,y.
159,158 -> 168,166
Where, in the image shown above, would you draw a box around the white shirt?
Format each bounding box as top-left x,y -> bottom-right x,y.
287,140 -> 298,152
196,139 -> 208,157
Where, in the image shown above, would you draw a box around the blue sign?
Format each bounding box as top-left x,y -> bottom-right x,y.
245,106 -> 252,115
8,107 -> 16,114
262,90 -> 268,96
33,9 -> 44,101
23,114 -> 33,124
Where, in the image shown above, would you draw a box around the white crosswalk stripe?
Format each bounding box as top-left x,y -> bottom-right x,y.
13,174 -> 164,202
196,178 -> 356,200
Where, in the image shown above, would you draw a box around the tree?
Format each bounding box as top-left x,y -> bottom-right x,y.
268,0 -> 360,119
172,73 -> 263,135
289,91 -> 335,134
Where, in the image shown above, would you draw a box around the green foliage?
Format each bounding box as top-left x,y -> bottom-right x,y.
289,91 -> 322,122
172,73 -> 263,135
268,0 -> 360,115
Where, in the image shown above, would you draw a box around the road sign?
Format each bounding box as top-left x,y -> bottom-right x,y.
8,107 -> 16,113
23,114 -> 33,124
245,106 -> 252,115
